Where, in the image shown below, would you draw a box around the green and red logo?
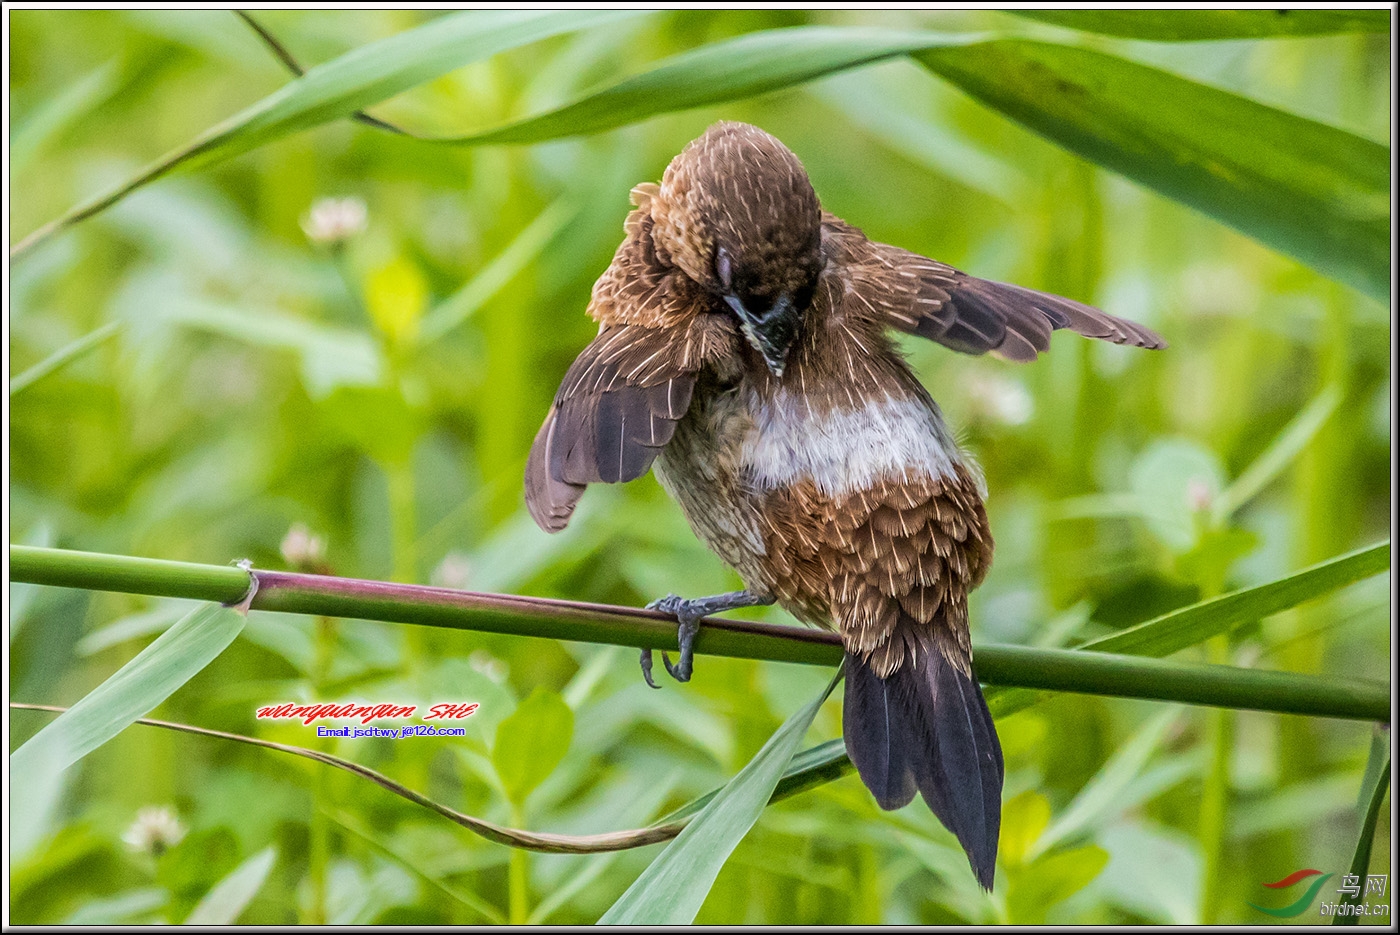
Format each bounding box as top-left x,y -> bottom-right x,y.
1249,869 -> 1333,918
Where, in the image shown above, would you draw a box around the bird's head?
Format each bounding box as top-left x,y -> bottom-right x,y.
651,122 -> 823,378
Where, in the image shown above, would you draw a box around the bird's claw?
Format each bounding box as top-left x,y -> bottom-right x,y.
660,650 -> 691,682
639,648 -> 661,689
639,594 -> 701,686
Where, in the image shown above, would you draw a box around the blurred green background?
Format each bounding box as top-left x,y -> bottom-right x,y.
8,9 -> 1391,925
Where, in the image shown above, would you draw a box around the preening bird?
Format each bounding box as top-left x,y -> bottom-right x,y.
525,122 -> 1165,888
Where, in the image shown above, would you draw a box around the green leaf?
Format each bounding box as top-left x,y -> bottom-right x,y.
1012,9 -> 1391,40
1032,708 -> 1183,859
11,602 -> 247,778
1336,730 -> 1391,925
420,200 -> 578,343
599,673 -> 838,925
9,321 -> 123,395
11,10 -> 642,257
999,790 -> 1052,868
9,58 -> 123,177
63,888 -> 169,926
986,542 -> 1389,718
492,687 -> 574,808
1128,438 -> 1227,552
1214,384 -> 1342,521
76,600 -> 196,657
413,25 -> 1385,299
442,27 -> 971,145
1007,844 -> 1110,925
184,846 -> 277,925
1087,541 -> 1390,658
146,295 -> 382,399
915,41 -> 1389,300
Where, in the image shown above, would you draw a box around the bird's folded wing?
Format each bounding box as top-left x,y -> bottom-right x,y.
821,215 -> 1165,362
525,318 -> 736,532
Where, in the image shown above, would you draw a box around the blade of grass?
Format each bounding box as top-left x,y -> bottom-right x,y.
419,200 -> 578,343
10,9 -> 641,258
1214,384 -> 1342,521
1030,707 -> 1184,860
986,542 -> 1389,719
1335,729 -> 1391,925
184,846 -> 277,925
915,41 -> 1388,300
10,601 -> 248,778
598,671 -> 841,925
17,21 -> 1385,302
9,58 -> 123,177
444,27 -> 978,145
234,10 -> 407,135
1085,541 -> 1388,658
324,807 -> 505,924
9,321 -> 123,395
402,25 -> 1384,300
1011,9 -> 1391,40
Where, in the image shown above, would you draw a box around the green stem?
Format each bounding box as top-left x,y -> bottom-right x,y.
508,805 -> 529,924
7,545 -> 1390,722
1198,637 -> 1233,924
10,321 -> 123,395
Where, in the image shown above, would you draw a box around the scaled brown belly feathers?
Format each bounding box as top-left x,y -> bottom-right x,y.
524,120 -> 1166,889
759,463 -> 992,674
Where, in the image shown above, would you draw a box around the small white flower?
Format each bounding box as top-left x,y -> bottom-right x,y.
280,523 -> 326,568
301,196 -> 368,245
122,806 -> 186,855
431,553 -> 473,590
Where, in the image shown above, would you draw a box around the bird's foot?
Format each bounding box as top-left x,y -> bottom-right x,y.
638,590 -> 775,688
640,593 -> 704,686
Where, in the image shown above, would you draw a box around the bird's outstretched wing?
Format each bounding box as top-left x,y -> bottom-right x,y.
527,325 -> 698,532
822,215 -> 1165,362
527,186 -> 740,533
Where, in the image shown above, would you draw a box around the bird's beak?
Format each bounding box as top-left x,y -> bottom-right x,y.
724,291 -> 798,378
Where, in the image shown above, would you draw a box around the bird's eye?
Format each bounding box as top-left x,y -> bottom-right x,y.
714,247 -> 733,292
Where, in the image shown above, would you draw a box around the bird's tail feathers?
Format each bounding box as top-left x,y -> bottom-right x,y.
842,620 -> 1004,890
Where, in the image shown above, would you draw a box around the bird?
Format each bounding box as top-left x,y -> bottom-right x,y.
524,121 -> 1165,889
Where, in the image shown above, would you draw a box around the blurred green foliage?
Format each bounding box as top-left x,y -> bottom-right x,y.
8,9 -> 1391,925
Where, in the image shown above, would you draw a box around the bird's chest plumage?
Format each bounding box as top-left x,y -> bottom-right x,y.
653,362 -> 985,631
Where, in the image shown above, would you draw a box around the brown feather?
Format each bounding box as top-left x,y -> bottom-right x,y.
522,121 -> 1168,890
821,214 -> 1166,361
757,464 -> 992,680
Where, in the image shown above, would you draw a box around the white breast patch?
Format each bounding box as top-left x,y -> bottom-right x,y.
741,390 -> 962,496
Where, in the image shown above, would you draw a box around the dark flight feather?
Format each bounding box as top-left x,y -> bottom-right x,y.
821,215 -> 1166,361
843,624 -> 1004,891
525,324 -> 697,532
